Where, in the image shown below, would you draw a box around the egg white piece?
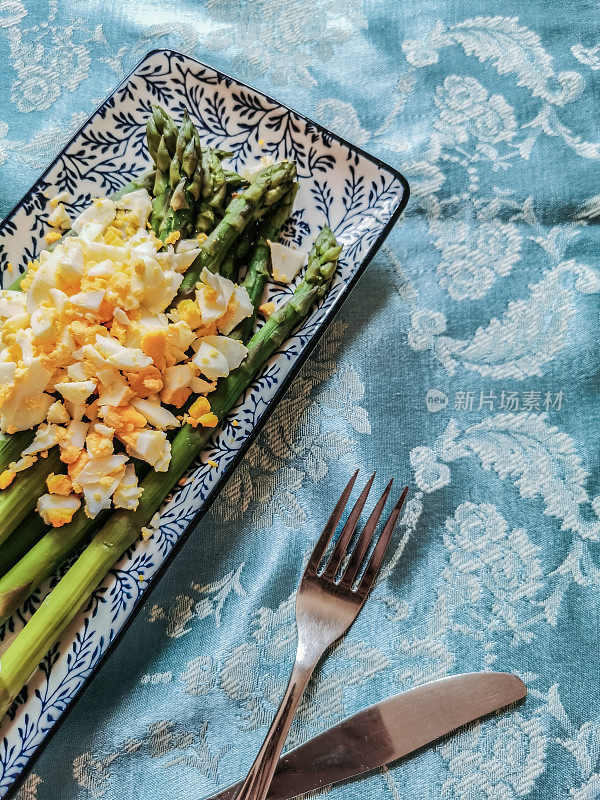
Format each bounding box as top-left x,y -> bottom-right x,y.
55,380 -> 96,407
269,242 -> 308,284
196,268 -> 235,324
115,189 -> 152,229
47,400 -> 69,424
200,335 -> 248,370
131,397 -> 180,430
37,493 -> 81,526
20,423 -> 62,456
47,203 -> 71,230
192,341 -> 230,381
97,375 -> 132,407
0,358 -> 54,432
121,429 -> 170,469
72,198 -> 116,242
156,247 -> 201,273
0,291 -> 27,318
75,454 -> 128,487
30,307 -> 58,344
219,285 -> 253,334
95,335 -> 153,370
65,420 -> 90,450
113,464 -> 143,510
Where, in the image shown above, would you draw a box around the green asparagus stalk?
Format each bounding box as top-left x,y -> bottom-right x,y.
232,183 -> 298,342
0,450 -> 61,547
0,227 -> 340,717
223,169 -> 249,193
219,222 -> 258,283
179,161 -> 297,299
0,515 -> 47,579
194,151 -> 233,236
159,113 -> 202,242
147,106 -> 179,235
201,146 -> 227,209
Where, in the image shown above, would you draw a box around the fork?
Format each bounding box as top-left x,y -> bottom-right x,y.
234,470 -> 409,800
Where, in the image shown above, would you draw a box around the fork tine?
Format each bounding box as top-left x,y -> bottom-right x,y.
339,478 -> 393,589
306,469 -> 359,573
321,472 -> 376,580
357,487 -> 409,595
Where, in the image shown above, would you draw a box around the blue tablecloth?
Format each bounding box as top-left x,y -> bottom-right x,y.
2,2 -> 600,799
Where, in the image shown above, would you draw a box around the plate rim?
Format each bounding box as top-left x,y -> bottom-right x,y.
1,48 -> 409,800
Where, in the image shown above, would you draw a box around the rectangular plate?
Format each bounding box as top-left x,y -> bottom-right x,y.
0,49 -> 408,798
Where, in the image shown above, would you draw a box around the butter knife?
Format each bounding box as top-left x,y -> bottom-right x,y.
207,672 -> 525,800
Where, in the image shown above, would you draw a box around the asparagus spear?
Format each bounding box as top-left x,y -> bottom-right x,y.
158,113 -> 202,242
223,169 -> 249,193
201,146 -> 227,209
0,451 -> 61,547
178,161 -> 297,299
194,150 -> 233,236
219,222 -> 258,283
0,515 -> 47,579
147,106 -> 179,235
0,228 -> 340,717
232,183 -> 298,342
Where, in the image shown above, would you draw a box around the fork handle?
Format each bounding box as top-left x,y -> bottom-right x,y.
234,660 -> 315,800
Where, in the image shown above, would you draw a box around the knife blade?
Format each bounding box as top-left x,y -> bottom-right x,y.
206,672 -> 525,800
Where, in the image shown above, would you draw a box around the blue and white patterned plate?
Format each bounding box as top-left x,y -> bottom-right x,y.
0,49 -> 408,798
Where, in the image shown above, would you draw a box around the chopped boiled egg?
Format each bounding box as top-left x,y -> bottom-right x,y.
156,247 -> 201,274
95,335 -> 153,370
71,197 -> 116,242
119,429 -> 171,470
37,493 -> 81,527
21,423 -> 62,456
130,397 -> 180,430
72,453 -> 128,518
192,341 -> 230,381
200,335 -> 248,370
47,473 -> 73,495
192,335 -> 247,381
97,374 -> 133,407
195,268 -> 235,324
219,285 -> 253,334
47,400 -> 70,424
160,363 -> 195,407
0,291 -> 26,318
30,306 -> 58,343
190,375 -> 216,395
69,290 -> 105,314
186,396 -> 218,428
55,381 -> 96,407
115,189 -> 152,229
0,359 -> 53,432
113,464 -> 142,510
1,183 -> 286,523
47,203 -> 71,230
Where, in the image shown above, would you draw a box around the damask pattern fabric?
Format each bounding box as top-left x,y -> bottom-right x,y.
0,2 -> 599,799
